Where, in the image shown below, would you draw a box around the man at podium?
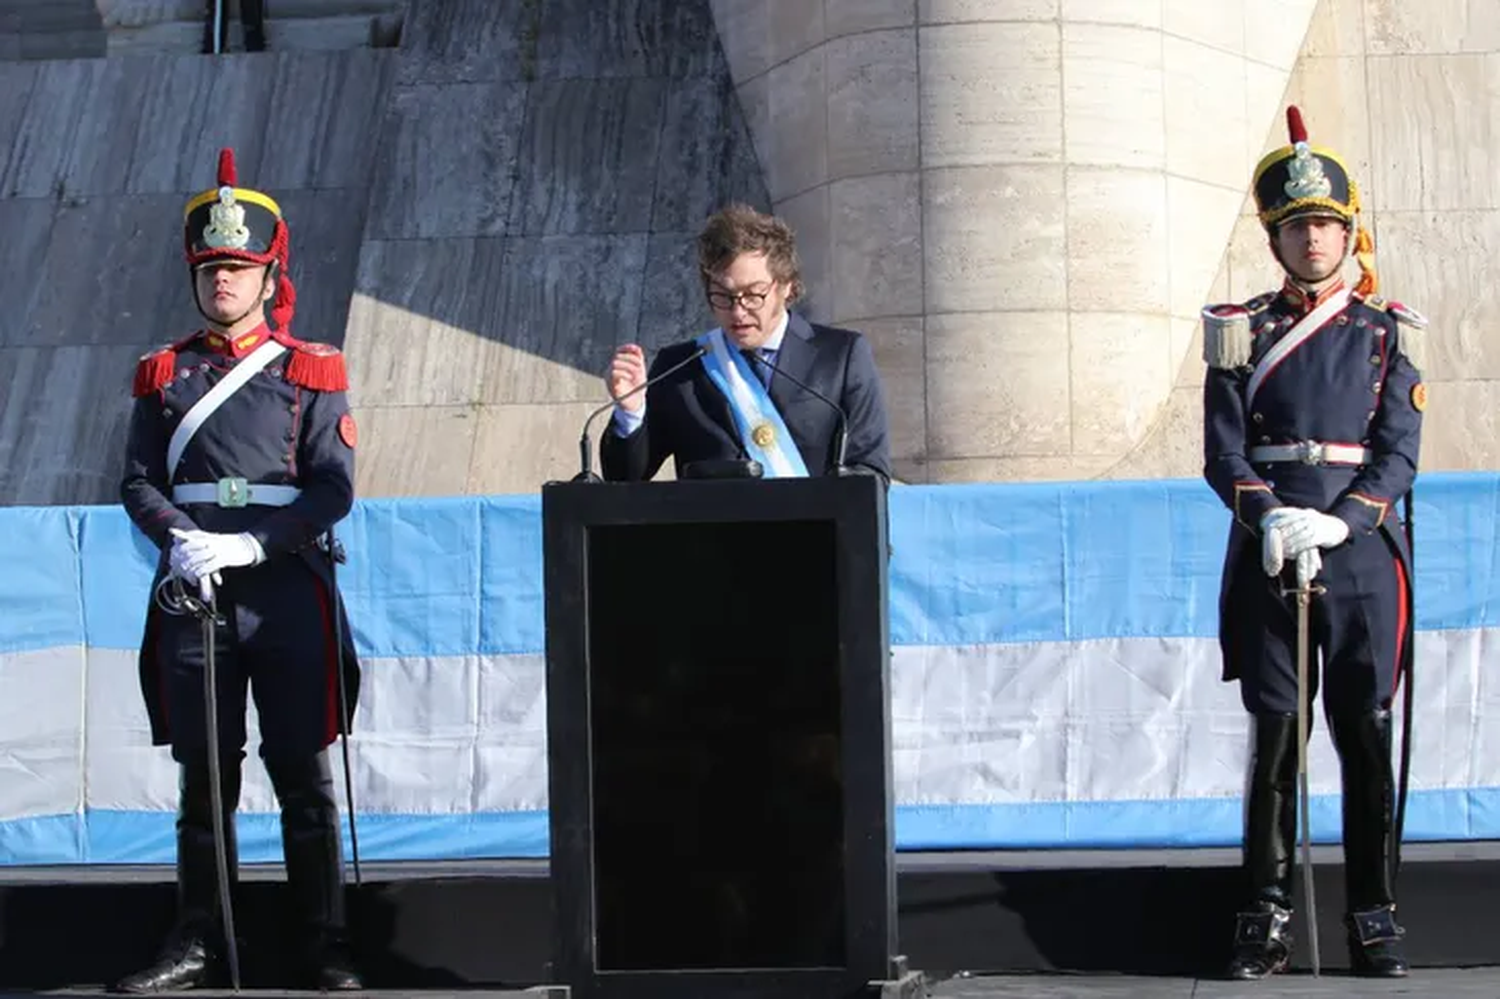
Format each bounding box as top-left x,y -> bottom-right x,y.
600,204 -> 892,482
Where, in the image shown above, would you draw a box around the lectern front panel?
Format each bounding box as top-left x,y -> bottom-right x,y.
585,518 -> 845,972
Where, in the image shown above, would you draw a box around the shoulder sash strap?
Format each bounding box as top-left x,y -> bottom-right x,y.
1245,286 -> 1352,410
167,339 -> 288,480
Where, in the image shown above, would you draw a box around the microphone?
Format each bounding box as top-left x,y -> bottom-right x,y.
742,348 -> 850,475
574,344 -> 709,482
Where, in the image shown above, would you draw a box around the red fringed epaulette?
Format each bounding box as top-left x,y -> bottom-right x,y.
284,340 -> 350,392
133,348 -> 176,397
131,335 -> 197,397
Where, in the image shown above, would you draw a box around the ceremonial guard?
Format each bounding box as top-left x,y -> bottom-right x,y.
1203,107 -> 1425,980
114,148 -> 362,993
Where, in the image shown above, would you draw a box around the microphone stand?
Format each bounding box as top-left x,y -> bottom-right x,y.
743,349 -> 850,475
574,345 -> 708,482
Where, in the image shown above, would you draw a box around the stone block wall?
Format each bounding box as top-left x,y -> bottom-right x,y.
710,0 -> 1495,482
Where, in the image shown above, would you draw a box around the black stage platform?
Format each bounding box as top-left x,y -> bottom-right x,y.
5,970 -> 1500,998
6,972 -> 1500,999
1,845 -> 1497,992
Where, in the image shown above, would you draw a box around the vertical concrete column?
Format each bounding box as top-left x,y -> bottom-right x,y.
1349,0 -> 1500,469
710,1 -> 927,472
712,0 -> 1319,482
1132,0 -> 1500,477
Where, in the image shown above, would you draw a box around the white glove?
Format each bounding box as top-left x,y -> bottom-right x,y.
1274,508 -> 1350,555
167,535 -> 216,603
1295,548 -> 1322,588
168,535 -> 201,582
169,528 -> 265,582
1261,513 -> 1286,577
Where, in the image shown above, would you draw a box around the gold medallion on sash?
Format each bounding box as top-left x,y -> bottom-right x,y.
750,422 -> 776,448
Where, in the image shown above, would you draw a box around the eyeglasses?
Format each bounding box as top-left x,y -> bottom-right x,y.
706,287 -> 772,311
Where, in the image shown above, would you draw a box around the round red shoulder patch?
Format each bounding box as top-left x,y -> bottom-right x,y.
338,413 -> 358,448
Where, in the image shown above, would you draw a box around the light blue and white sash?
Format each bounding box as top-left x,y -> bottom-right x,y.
696,328 -> 809,478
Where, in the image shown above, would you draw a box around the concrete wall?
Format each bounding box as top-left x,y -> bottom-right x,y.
2,0 -> 1493,506
711,0 -> 1497,482
1128,0 -> 1500,476
0,0 -> 767,504
342,0 -> 766,495
0,48 -> 389,503
0,0 -> 402,508
96,0 -> 404,54
0,0 -> 103,60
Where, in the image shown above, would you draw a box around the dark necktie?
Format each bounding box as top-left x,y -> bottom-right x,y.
750,347 -> 775,389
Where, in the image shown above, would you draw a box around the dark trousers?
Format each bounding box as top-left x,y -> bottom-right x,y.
1235,532 -> 1406,915
1236,531 -> 1407,718
203,0 -> 267,53
155,557 -> 338,765
1234,528 -> 1406,917
173,752 -> 352,964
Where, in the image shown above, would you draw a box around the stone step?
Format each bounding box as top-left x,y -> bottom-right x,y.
16,27 -> 106,59
0,0 -> 398,61
104,10 -> 391,54
0,0 -> 93,10
0,0 -> 105,63
88,0 -> 398,28
2,0 -> 100,34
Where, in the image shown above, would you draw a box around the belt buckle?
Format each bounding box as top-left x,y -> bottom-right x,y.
217,477 -> 250,508
1298,442 -> 1325,465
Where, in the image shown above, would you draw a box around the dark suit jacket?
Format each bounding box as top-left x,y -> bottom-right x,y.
601,313 -> 892,482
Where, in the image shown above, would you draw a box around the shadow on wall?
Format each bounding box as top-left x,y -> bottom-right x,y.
346,0 -> 769,412
0,0 -> 770,505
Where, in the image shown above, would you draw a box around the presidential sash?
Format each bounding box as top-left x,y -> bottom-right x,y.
696,328 -> 809,478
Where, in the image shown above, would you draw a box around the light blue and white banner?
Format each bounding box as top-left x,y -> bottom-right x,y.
2,475 -> 1499,865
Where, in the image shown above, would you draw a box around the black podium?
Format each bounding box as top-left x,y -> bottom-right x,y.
540,476 -> 919,999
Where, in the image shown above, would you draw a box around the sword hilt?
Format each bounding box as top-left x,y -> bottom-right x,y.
154,575 -> 226,623
1279,581 -> 1326,600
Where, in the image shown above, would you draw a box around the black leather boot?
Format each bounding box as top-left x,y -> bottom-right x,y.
200,0 -> 228,53
267,752 -> 362,991
112,759 -> 242,994
241,0 -> 267,52
1332,709 -> 1409,977
1227,714 -> 1299,980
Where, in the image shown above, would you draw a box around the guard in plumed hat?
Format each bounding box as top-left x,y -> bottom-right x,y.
113,148 -> 362,992
1203,107 -> 1425,980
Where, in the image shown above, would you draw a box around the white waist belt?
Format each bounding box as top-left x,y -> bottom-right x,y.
172,480 -> 301,508
1247,442 -> 1372,466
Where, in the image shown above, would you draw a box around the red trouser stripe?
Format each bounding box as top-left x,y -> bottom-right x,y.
1392,555 -> 1409,695
315,580 -> 340,745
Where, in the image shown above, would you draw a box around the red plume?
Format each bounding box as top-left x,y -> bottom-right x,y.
1286,106 -> 1308,144
217,148 -> 237,186
267,219 -> 295,331
272,273 -> 297,332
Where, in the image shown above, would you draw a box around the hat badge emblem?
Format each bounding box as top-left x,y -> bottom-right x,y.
203,185 -> 251,250
1284,141 -> 1332,201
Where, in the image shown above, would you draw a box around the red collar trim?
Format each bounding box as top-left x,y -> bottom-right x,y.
203,322 -> 271,358
1280,278 -> 1347,316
